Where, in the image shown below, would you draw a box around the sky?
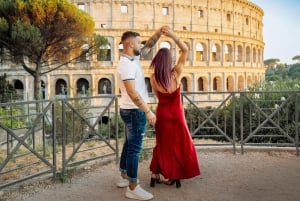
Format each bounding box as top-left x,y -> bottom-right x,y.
250,0 -> 300,64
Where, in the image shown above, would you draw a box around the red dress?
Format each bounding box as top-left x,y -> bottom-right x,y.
150,87 -> 201,179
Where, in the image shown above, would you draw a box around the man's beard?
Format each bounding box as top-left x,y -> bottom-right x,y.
133,49 -> 140,56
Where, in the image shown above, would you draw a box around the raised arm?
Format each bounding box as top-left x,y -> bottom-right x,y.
162,27 -> 188,75
140,27 -> 165,56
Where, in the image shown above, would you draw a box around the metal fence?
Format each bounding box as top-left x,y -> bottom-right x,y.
0,91 -> 299,189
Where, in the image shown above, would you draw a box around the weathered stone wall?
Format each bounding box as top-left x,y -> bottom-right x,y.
0,0 -> 265,99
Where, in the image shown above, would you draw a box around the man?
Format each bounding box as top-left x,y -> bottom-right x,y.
116,27 -> 164,200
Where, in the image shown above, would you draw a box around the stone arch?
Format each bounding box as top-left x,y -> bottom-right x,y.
213,76 -> 222,91
236,45 -> 243,62
98,43 -> 111,61
246,46 -> 251,62
195,42 -> 207,61
118,43 -> 123,58
159,41 -> 174,63
253,47 -> 257,62
76,78 -> 89,95
238,75 -> 245,91
41,80 -> 46,99
159,41 -> 171,49
247,75 -> 252,88
80,44 -> 89,62
211,43 -> 221,61
224,44 -> 233,62
181,77 -> 188,91
14,79 -> 24,90
198,76 -> 208,91
98,78 -> 112,94
145,77 -> 152,93
13,79 -> 24,98
226,76 -> 234,91
55,79 -> 67,95
258,49 -> 261,63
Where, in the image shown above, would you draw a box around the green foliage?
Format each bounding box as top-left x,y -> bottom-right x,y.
55,168 -> 76,183
0,106 -> 26,129
264,58 -> 280,68
54,98 -> 91,145
0,0 -> 98,100
0,73 -> 17,103
287,63 -> 300,79
265,63 -> 300,82
292,55 -> 300,62
94,34 -> 109,61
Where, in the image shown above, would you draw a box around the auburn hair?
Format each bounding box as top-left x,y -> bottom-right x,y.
150,48 -> 173,93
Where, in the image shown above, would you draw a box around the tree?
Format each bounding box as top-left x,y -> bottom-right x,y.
0,0 -> 107,100
292,55 -> 300,63
0,73 -> 17,103
264,58 -> 280,69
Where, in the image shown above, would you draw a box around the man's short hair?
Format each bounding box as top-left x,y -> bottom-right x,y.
121,31 -> 140,43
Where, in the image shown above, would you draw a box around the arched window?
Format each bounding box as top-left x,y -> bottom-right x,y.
76,78 -> 89,95
118,43 -> 123,59
226,76 -> 234,91
145,77 -> 152,93
196,43 -> 204,61
159,41 -> 171,49
224,44 -> 233,62
213,76 -> 222,91
55,79 -> 67,96
98,44 -> 111,61
213,77 -> 217,91
198,77 -> 204,91
41,80 -> 46,99
238,76 -> 244,91
211,44 -> 220,61
98,78 -> 112,94
80,44 -> 89,62
236,45 -> 243,62
246,46 -> 251,62
14,79 -> 24,99
253,48 -> 257,62
181,77 -> 188,91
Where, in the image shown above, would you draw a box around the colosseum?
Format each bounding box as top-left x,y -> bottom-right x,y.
1,0 -> 265,100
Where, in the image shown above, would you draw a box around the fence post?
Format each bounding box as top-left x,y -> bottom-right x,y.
295,92 -> 299,156
232,92 -> 236,154
240,92 -> 244,154
115,96 -> 119,163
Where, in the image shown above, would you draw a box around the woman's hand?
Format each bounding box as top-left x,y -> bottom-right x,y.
161,26 -> 177,40
146,111 -> 156,125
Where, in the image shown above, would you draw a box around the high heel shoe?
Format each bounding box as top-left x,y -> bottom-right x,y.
150,174 -> 163,187
164,179 -> 181,188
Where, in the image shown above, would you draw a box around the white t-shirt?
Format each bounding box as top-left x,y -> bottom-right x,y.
117,54 -> 149,109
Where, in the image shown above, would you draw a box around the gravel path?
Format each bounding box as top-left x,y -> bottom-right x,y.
1,149 -> 300,201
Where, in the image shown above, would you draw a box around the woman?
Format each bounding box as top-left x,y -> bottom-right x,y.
149,27 -> 201,188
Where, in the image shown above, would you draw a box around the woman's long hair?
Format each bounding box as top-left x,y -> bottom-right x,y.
150,48 -> 173,93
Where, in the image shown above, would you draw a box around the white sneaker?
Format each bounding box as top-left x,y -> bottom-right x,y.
116,176 -> 129,188
125,184 -> 154,200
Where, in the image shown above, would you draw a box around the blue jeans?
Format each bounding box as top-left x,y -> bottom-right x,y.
119,109 -> 146,183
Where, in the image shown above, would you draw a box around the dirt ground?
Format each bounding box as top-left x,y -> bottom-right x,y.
1,148 -> 300,201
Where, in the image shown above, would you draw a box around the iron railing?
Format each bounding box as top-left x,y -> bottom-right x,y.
0,91 -> 299,190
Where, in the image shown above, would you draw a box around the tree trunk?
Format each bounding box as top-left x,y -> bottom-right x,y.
34,74 -> 41,101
